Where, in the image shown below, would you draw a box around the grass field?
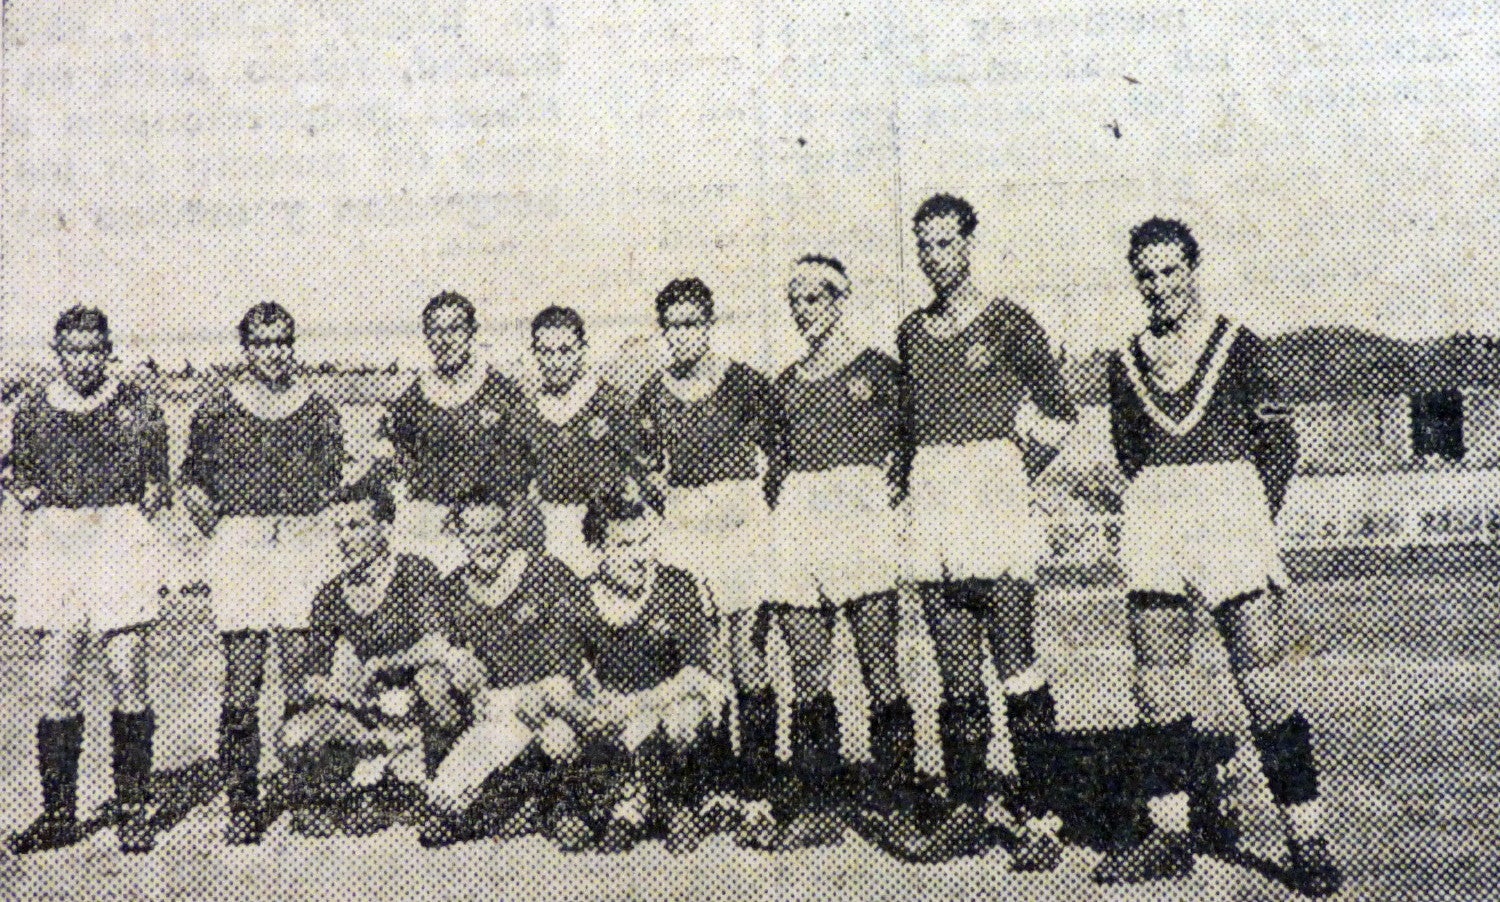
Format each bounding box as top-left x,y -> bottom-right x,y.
0,553 -> 1497,901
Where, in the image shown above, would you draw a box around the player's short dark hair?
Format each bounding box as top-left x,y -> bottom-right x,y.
1128,218 -> 1200,269
238,302 -> 295,346
913,194 -> 978,237
654,278 -> 713,325
330,469 -> 396,524
795,255 -> 851,298
54,306 -> 110,341
422,291 -> 477,333
530,306 -> 586,344
582,477 -> 664,549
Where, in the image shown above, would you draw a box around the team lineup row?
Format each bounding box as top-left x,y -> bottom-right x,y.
4,196 -> 1340,896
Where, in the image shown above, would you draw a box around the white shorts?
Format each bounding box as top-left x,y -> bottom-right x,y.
1119,461 -> 1288,609
538,501 -> 599,579
659,479 -> 770,615
766,465 -> 899,608
899,440 -> 1042,584
14,505 -> 164,634
205,515 -> 340,632
389,497 -> 467,577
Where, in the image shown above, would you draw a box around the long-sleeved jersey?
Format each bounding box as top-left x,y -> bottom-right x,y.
447,552 -> 590,690
635,360 -> 779,492
10,379 -> 169,509
181,384 -> 344,517
1108,317 -> 1297,514
515,376 -> 642,506
579,564 -> 713,696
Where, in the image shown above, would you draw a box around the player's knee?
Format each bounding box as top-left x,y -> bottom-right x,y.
536,717 -> 579,761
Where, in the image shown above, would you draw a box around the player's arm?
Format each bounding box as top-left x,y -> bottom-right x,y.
138,392 -> 171,514
6,394 -> 44,510
1106,352 -> 1146,481
1241,332 -> 1297,519
1012,311 -> 1078,459
761,378 -> 791,508
890,325 -> 917,506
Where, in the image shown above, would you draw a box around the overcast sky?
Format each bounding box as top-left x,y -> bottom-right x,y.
4,0 -> 1499,372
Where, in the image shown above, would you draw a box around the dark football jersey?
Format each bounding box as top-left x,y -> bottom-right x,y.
11,380 -> 169,509
516,380 -> 643,506
447,552 -> 590,690
636,361 -> 779,490
384,368 -> 534,504
577,565 -> 712,696
304,554 -> 454,675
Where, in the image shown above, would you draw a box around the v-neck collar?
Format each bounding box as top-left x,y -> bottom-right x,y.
228,379 -> 313,422
590,563 -> 658,627
418,363 -> 489,411
45,377 -> 121,414
531,372 -> 600,426
661,354 -> 730,405
461,550 -> 533,610
1123,316 -> 1238,437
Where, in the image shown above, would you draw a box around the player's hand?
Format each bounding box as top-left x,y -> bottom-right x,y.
139,481 -> 169,517
11,484 -> 42,511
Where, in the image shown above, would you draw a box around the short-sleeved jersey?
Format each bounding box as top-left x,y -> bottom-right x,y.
11,379 -> 169,509
304,554 -> 453,676
516,379 -> 642,506
1108,318 -> 1298,513
180,385 -> 343,517
897,298 -> 1076,448
447,551 -> 590,690
579,565 -> 712,696
770,349 -> 905,492
384,368 -> 534,504
635,361 -> 779,490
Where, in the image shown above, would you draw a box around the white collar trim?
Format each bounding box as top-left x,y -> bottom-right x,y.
661,354 -> 730,404
590,563 -> 658,627
419,363 -> 489,410
464,549 -> 533,608
228,379 -> 314,422
1122,318 -> 1240,438
45,377 -> 121,413
532,372 -> 600,426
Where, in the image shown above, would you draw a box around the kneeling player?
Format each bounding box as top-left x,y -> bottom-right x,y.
1094,218 -> 1340,896
418,488 -> 592,848
278,481 -> 469,837
7,307 -> 169,855
539,479 -> 726,855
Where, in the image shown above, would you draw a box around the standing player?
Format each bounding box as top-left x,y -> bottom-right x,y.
180,302 -> 346,845
6,307 -> 169,855
896,194 -> 1076,867
516,306 -> 643,578
1093,218 -> 1341,895
383,291 -> 535,576
633,277 -> 779,824
754,256 -> 910,850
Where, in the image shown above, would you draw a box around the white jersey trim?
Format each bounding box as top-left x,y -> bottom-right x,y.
1122,318 -> 1241,438
661,353 -> 730,405
418,363 -> 490,411
44,376 -> 121,414
228,380 -> 314,422
531,372 -> 601,427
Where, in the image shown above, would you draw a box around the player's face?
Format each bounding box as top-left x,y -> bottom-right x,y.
242,318 -> 295,386
598,514 -> 657,590
914,215 -> 971,294
425,305 -> 475,375
532,326 -> 585,390
661,302 -> 711,369
333,501 -> 387,567
787,274 -> 842,346
55,328 -> 110,395
1131,241 -> 1197,327
456,503 -> 520,574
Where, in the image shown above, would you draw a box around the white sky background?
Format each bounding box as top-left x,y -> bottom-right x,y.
4,0 -> 1500,373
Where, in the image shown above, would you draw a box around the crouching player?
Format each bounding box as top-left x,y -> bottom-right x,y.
417,487 -> 592,849
277,479 -> 471,837
1095,218 -> 1341,895
7,307 -> 169,855
538,479 -> 726,855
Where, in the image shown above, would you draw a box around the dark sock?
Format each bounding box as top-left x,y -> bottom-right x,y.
38,715 -> 85,822
110,710 -> 156,809
219,704 -> 261,813
1132,717 -> 1198,818
869,698 -> 917,782
790,695 -> 843,807
1253,713 -> 1320,806
736,688 -> 778,799
938,696 -> 992,808
1004,684 -> 1057,817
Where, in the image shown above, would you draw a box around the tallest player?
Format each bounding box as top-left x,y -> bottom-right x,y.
1094,218 -> 1340,895
896,194 -> 1076,867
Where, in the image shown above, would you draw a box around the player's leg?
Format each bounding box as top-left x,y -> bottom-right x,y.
102,627 -> 156,853
1093,591 -> 1200,884
979,575 -> 1064,871
844,590 -> 915,810
8,630 -> 88,854
773,605 -> 844,849
420,686 -> 546,848
923,585 -> 993,823
1215,589 -> 1342,896
728,605 -> 782,844
220,629 -> 269,844
277,706 -> 377,837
